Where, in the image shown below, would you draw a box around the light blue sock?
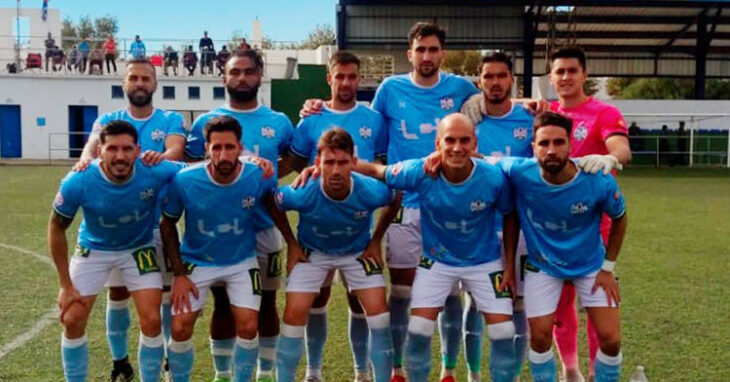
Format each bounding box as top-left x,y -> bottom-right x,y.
529,348 -> 557,382
488,322 -> 519,382
61,334 -> 88,382
405,316 -> 435,382
168,339 -> 194,382
106,298 -> 130,361
138,333 -> 165,382
233,336 -> 259,382
594,350 -> 622,382
257,335 -> 278,375
367,313 -> 394,382
161,294 -> 172,349
463,297 -> 483,374
276,324 -> 305,382
350,311 -> 370,373
389,285 -> 411,369
439,292 -> 463,371
210,337 -> 236,380
305,306 -> 327,372
513,305 -> 528,375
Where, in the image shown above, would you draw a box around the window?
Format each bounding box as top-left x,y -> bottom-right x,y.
188,86 -> 200,100
213,87 -> 225,100
163,86 -> 175,100
111,85 -> 124,99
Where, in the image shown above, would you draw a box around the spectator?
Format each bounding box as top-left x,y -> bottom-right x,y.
658,125 -> 673,166
200,45 -> 215,75
182,45 -> 198,76
103,35 -> 117,74
130,35 -> 146,59
67,44 -> 80,73
676,122 -> 689,166
238,38 -> 251,51
51,45 -> 65,72
628,121 -> 644,152
199,31 -> 215,54
44,32 -> 55,72
88,44 -> 104,74
216,45 -> 230,76
78,38 -> 91,73
163,46 -> 179,76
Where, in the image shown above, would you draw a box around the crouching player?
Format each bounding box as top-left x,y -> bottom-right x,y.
49,121 -> 183,381
501,112 -> 627,382
359,113 -> 521,382
273,128 -> 398,382
160,116 -> 276,382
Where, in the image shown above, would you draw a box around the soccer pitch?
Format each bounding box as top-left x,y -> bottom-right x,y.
0,165 -> 728,381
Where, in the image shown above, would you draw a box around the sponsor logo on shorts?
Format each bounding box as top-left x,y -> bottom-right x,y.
489,271 -> 512,299
249,268 -> 262,295
132,246 -> 160,275
357,257 -> 383,276
418,256 -> 434,269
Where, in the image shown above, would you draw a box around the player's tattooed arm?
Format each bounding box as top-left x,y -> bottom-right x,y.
48,210 -> 83,319
500,210 -> 519,295
593,213 -> 627,307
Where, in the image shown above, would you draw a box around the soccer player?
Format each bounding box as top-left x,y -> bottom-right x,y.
355,113 -> 520,382
49,121 -> 183,382
185,49 -> 294,382
500,111 -> 627,382
76,58 -> 186,381
274,128 -> 397,382
160,116 -> 276,382
297,23 -> 479,381
284,51 -> 388,382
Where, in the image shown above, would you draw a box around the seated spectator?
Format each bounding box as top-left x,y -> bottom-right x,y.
44,32 -> 56,72
163,46 -> 179,76
78,38 -> 91,73
200,46 -> 215,75
239,38 -> 251,51
67,44 -> 80,73
103,35 -> 117,74
88,45 -> 104,74
182,45 -> 198,76
216,45 -> 230,76
51,45 -> 66,72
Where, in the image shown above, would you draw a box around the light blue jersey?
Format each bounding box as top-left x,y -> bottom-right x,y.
291,104 -> 387,164
162,160 -> 277,267
275,173 -> 392,255
500,158 -> 626,278
477,103 -> 534,158
185,104 -> 294,231
92,108 -> 187,153
385,158 -> 512,266
371,72 -> 479,207
52,159 -> 183,251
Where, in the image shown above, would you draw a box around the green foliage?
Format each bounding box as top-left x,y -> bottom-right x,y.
583,78 -> 599,96
442,50 -> 482,76
300,24 -> 335,50
606,77 -> 730,99
61,15 -> 119,49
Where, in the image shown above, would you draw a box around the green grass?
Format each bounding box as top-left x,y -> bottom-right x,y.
0,166 -> 728,381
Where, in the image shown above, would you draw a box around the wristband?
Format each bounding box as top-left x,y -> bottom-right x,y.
601,259 -> 616,273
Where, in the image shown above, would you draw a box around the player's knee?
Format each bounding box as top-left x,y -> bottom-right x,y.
236,318 -> 258,339
529,327 -> 553,351
108,287 -> 131,301
171,318 -> 193,341
62,309 -> 88,335
138,311 -> 161,336
282,307 -> 308,326
313,287 -> 331,308
598,333 -> 621,355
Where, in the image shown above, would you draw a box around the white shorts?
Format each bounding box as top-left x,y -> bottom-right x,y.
385,207 -> 421,269
173,257 -> 261,315
70,243 -> 163,297
498,230 -> 529,298
256,227 -> 283,291
411,258 -> 513,315
286,251 -> 386,293
106,230 -> 171,289
524,267 -> 615,318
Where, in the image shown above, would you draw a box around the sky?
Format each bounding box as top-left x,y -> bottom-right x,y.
3,0 -> 337,43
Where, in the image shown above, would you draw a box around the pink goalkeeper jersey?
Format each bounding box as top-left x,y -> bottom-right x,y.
550,97 -> 628,158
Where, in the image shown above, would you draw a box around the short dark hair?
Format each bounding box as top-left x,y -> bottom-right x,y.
100,120 -> 138,144
408,22 -> 445,48
551,46 -> 586,71
329,51 -> 360,71
227,49 -> 264,72
480,52 -> 512,73
126,58 -> 156,77
317,128 -> 354,156
204,116 -> 242,143
533,111 -> 572,137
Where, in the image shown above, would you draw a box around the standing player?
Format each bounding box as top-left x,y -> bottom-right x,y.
285,51 -> 388,382
275,128 -> 397,382
76,58 -> 186,382
298,23 -> 479,381
500,112 -> 627,382
50,121 -> 182,382
185,49 -> 294,382
161,116 -> 276,382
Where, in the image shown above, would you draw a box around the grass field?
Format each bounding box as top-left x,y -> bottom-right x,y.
0,165 -> 728,381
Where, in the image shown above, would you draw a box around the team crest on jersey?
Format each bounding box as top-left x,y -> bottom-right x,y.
513,127 -> 529,140
573,122 -> 588,141
440,97 -> 455,110
139,188 -> 155,201
570,202 -> 588,215
389,162 -> 403,177
54,191 -> 64,207
261,126 -> 276,139
470,200 -> 487,213
354,210 -> 368,220
150,129 -> 166,142
242,196 -> 256,209
359,125 -> 372,139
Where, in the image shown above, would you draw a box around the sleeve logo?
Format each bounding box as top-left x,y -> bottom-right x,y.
53,191 -> 64,207
389,162 -> 403,177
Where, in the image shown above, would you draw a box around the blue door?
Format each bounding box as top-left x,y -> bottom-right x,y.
68,105 -> 98,158
0,105 -> 22,158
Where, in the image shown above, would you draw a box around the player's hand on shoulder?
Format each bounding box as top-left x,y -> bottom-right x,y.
515,98 -> 550,115
140,150 -> 164,166
299,98 -> 324,118
291,165 -> 321,188
72,158 -> 92,172
243,155 -> 275,179
171,274 -> 199,314
286,242 -> 309,275
57,286 -> 82,321
592,270 -> 620,307
577,154 -> 622,175
423,151 -> 443,178
460,93 -> 486,125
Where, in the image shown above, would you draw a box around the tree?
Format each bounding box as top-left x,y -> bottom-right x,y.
77,16 -> 94,40
442,50 -> 481,76
61,15 -> 119,49
584,78 -> 599,96
94,16 -> 119,39
61,18 -> 77,50
606,77 -> 730,99
300,24 -> 335,49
